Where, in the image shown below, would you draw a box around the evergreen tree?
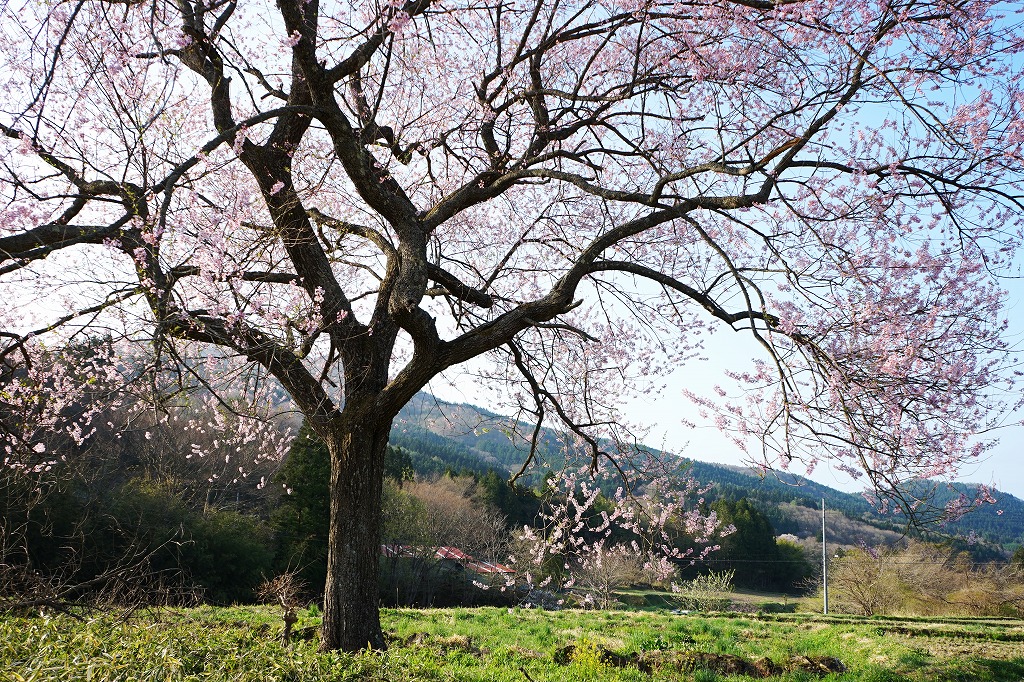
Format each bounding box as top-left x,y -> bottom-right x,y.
272,421 -> 332,594
477,469 -> 542,529
385,446 -> 415,487
704,498 -> 811,593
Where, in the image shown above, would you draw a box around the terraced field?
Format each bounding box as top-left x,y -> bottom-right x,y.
3,606 -> 1023,681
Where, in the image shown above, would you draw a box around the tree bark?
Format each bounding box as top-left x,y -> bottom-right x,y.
319,421 -> 390,652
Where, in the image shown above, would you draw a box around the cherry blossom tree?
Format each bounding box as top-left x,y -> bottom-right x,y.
508,466 -> 724,608
2,0 -> 1022,650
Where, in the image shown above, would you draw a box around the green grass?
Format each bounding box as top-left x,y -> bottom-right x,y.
2,606 -> 1024,681
615,587 -> 816,614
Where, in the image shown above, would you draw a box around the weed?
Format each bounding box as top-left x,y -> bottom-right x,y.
568,638 -> 604,681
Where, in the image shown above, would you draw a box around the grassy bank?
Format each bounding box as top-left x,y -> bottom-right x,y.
3,606 -> 1024,681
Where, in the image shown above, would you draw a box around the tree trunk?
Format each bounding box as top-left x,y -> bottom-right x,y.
320,422 -> 390,651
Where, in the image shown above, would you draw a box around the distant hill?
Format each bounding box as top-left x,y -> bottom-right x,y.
389,392 -> 1024,554
390,392 -> 568,478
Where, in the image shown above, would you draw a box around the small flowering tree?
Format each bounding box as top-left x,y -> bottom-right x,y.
3,0 -> 1023,651
507,464 -> 727,607
570,543 -> 653,609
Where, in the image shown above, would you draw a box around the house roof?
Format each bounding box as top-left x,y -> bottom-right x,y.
380,544 -> 514,574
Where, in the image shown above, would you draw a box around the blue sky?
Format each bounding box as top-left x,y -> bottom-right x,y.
622,278 -> 1024,500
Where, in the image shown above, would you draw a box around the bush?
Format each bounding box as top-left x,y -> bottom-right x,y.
89,481 -> 276,604
828,541 -> 1024,617
184,510 -> 275,604
672,570 -> 735,612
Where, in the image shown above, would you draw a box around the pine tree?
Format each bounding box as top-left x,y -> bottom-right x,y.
272,422 -> 332,593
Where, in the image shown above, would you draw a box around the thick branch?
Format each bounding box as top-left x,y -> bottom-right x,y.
426,264 -> 493,308
0,215 -> 136,272
587,260 -> 779,329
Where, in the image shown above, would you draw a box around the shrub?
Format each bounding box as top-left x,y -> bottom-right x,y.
672,570 -> 735,612
828,541 -> 1024,617
185,510 -> 276,604
97,481 -> 275,604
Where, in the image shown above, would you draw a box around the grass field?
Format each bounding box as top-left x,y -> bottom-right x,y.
615,588 -> 817,613
3,605 -> 1024,681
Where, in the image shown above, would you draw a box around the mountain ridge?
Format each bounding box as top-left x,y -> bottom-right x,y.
391,392 -> 1024,553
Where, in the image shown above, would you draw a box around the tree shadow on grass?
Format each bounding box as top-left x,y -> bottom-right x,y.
975,658 -> 1024,681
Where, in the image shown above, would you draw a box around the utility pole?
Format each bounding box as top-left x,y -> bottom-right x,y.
822,497 -> 829,615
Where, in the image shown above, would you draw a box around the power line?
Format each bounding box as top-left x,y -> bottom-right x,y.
689,558 -> 1016,566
